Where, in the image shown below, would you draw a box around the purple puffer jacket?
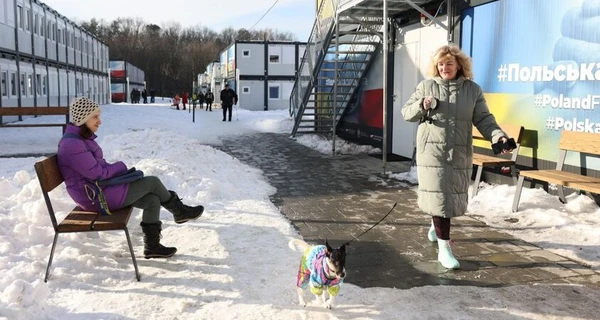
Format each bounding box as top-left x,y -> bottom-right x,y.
57,124 -> 129,212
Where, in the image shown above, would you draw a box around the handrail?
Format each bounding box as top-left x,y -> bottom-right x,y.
289,0 -> 338,119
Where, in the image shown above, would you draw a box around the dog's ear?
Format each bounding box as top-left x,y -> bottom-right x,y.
325,238 -> 333,253
339,243 -> 346,253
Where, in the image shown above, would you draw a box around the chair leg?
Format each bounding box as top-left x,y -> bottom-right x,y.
510,164 -> 518,185
45,233 -> 59,282
557,185 -> 566,204
512,175 -> 526,212
472,165 -> 483,198
124,228 -> 141,281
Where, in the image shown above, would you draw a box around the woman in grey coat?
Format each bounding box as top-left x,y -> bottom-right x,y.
401,45 -> 512,269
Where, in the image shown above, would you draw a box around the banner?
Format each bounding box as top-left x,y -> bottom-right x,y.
461,0 -> 600,166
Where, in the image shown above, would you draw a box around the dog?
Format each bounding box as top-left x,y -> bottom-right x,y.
288,238 -> 346,309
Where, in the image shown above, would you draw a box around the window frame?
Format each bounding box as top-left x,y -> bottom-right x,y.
269,54 -> 280,64
268,84 -> 280,100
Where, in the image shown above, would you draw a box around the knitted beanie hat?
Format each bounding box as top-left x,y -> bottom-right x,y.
70,97 -> 100,126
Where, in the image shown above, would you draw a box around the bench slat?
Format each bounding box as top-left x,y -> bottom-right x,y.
0,106 -> 69,116
0,124 -> 66,128
56,206 -> 133,232
472,154 -> 515,166
520,169 -> 600,193
559,131 -> 600,155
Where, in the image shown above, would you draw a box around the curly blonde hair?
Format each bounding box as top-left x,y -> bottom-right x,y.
428,44 -> 474,79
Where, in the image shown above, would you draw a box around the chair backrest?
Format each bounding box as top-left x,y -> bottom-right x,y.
558,130 -> 600,155
473,124 -> 524,160
473,124 -> 524,143
34,154 -> 64,230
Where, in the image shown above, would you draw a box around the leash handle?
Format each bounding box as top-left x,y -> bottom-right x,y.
345,202 -> 397,246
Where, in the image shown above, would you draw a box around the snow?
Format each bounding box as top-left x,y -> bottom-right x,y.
0,101 -> 598,319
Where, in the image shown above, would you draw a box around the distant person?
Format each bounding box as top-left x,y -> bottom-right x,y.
198,92 -> 205,110
205,89 -> 214,112
130,89 -> 136,103
220,84 -> 237,121
150,89 -> 156,103
142,89 -> 148,104
57,97 -> 205,259
182,92 -> 188,110
173,93 -> 181,110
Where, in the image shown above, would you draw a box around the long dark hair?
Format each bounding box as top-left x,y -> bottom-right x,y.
79,124 -> 93,139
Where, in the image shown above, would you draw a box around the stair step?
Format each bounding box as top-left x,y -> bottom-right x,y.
338,31 -> 382,36
334,41 -> 380,46
326,51 -> 376,54
320,68 -> 366,72
338,19 -> 384,25
317,76 -> 361,80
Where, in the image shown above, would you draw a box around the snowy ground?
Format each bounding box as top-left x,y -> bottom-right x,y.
0,101 -> 598,319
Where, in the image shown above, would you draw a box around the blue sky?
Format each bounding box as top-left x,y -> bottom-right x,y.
42,0 -> 315,41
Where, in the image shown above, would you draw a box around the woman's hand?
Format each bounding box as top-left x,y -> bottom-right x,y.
423,97 -> 433,110
423,97 -> 437,111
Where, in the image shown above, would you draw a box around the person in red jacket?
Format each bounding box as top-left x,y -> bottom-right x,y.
182,92 -> 188,110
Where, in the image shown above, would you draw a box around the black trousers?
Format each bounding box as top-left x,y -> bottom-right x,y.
222,104 -> 233,121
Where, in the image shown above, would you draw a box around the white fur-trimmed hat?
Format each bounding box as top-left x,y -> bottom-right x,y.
70,97 -> 100,126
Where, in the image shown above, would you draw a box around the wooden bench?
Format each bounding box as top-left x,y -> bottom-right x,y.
34,154 -> 140,282
472,124 -> 524,198
512,130 -> 600,212
0,106 -> 69,132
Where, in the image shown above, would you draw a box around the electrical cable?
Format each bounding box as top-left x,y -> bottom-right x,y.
249,0 -> 281,30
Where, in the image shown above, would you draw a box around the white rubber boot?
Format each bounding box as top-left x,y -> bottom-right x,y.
427,219 -> 437,242
437,239 -> 460,269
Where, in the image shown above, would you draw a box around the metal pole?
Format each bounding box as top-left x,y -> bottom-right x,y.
107,68 -> 112,103
333,0 -> 339,155
382,0 -> 389,173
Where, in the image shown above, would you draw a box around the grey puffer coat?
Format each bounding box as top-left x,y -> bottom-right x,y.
401,76 -> 505,218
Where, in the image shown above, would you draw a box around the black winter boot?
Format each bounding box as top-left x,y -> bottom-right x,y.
162,190 -> 204,224
140,221 -> 177,259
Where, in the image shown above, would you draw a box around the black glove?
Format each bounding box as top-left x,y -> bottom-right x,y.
491,138 -> 517,154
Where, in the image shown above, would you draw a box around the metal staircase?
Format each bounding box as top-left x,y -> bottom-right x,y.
289,0 -> 383,137
289,0 -> 441,139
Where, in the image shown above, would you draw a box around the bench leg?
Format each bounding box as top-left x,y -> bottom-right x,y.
124,228 -> 141,281
45,233 -> 59,282
557,185 -> 566,204
512,175 -> 526,212
472,165 -> 483,198
510,164 -> 518,185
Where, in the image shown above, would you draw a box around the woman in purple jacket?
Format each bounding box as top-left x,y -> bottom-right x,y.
57,97 -> 204,259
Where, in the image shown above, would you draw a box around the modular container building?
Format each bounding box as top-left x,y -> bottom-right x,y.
217,41 -> 306,111
0,0 -> 110,124
109,60 -> 145,103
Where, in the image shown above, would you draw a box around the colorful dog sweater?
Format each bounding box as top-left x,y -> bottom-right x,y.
296,245 -> 342,296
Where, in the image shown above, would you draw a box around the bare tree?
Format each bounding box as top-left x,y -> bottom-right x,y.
81,18 -> 297,96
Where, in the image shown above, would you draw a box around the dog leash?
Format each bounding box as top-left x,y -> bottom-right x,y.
345,202 -> 397,246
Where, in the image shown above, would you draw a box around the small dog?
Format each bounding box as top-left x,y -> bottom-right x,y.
288,239 -> 346,309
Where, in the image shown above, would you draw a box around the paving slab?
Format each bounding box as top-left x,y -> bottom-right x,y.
216,133 -> 600,289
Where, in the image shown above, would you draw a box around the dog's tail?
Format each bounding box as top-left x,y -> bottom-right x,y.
288,238 -> 309,253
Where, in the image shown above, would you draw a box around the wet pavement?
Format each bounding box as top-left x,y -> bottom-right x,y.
216,132 -> 600,289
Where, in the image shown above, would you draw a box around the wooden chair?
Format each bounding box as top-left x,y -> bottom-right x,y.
34,154 -> 140,282
471,124 -> 524,198
512,131 -> 600,212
